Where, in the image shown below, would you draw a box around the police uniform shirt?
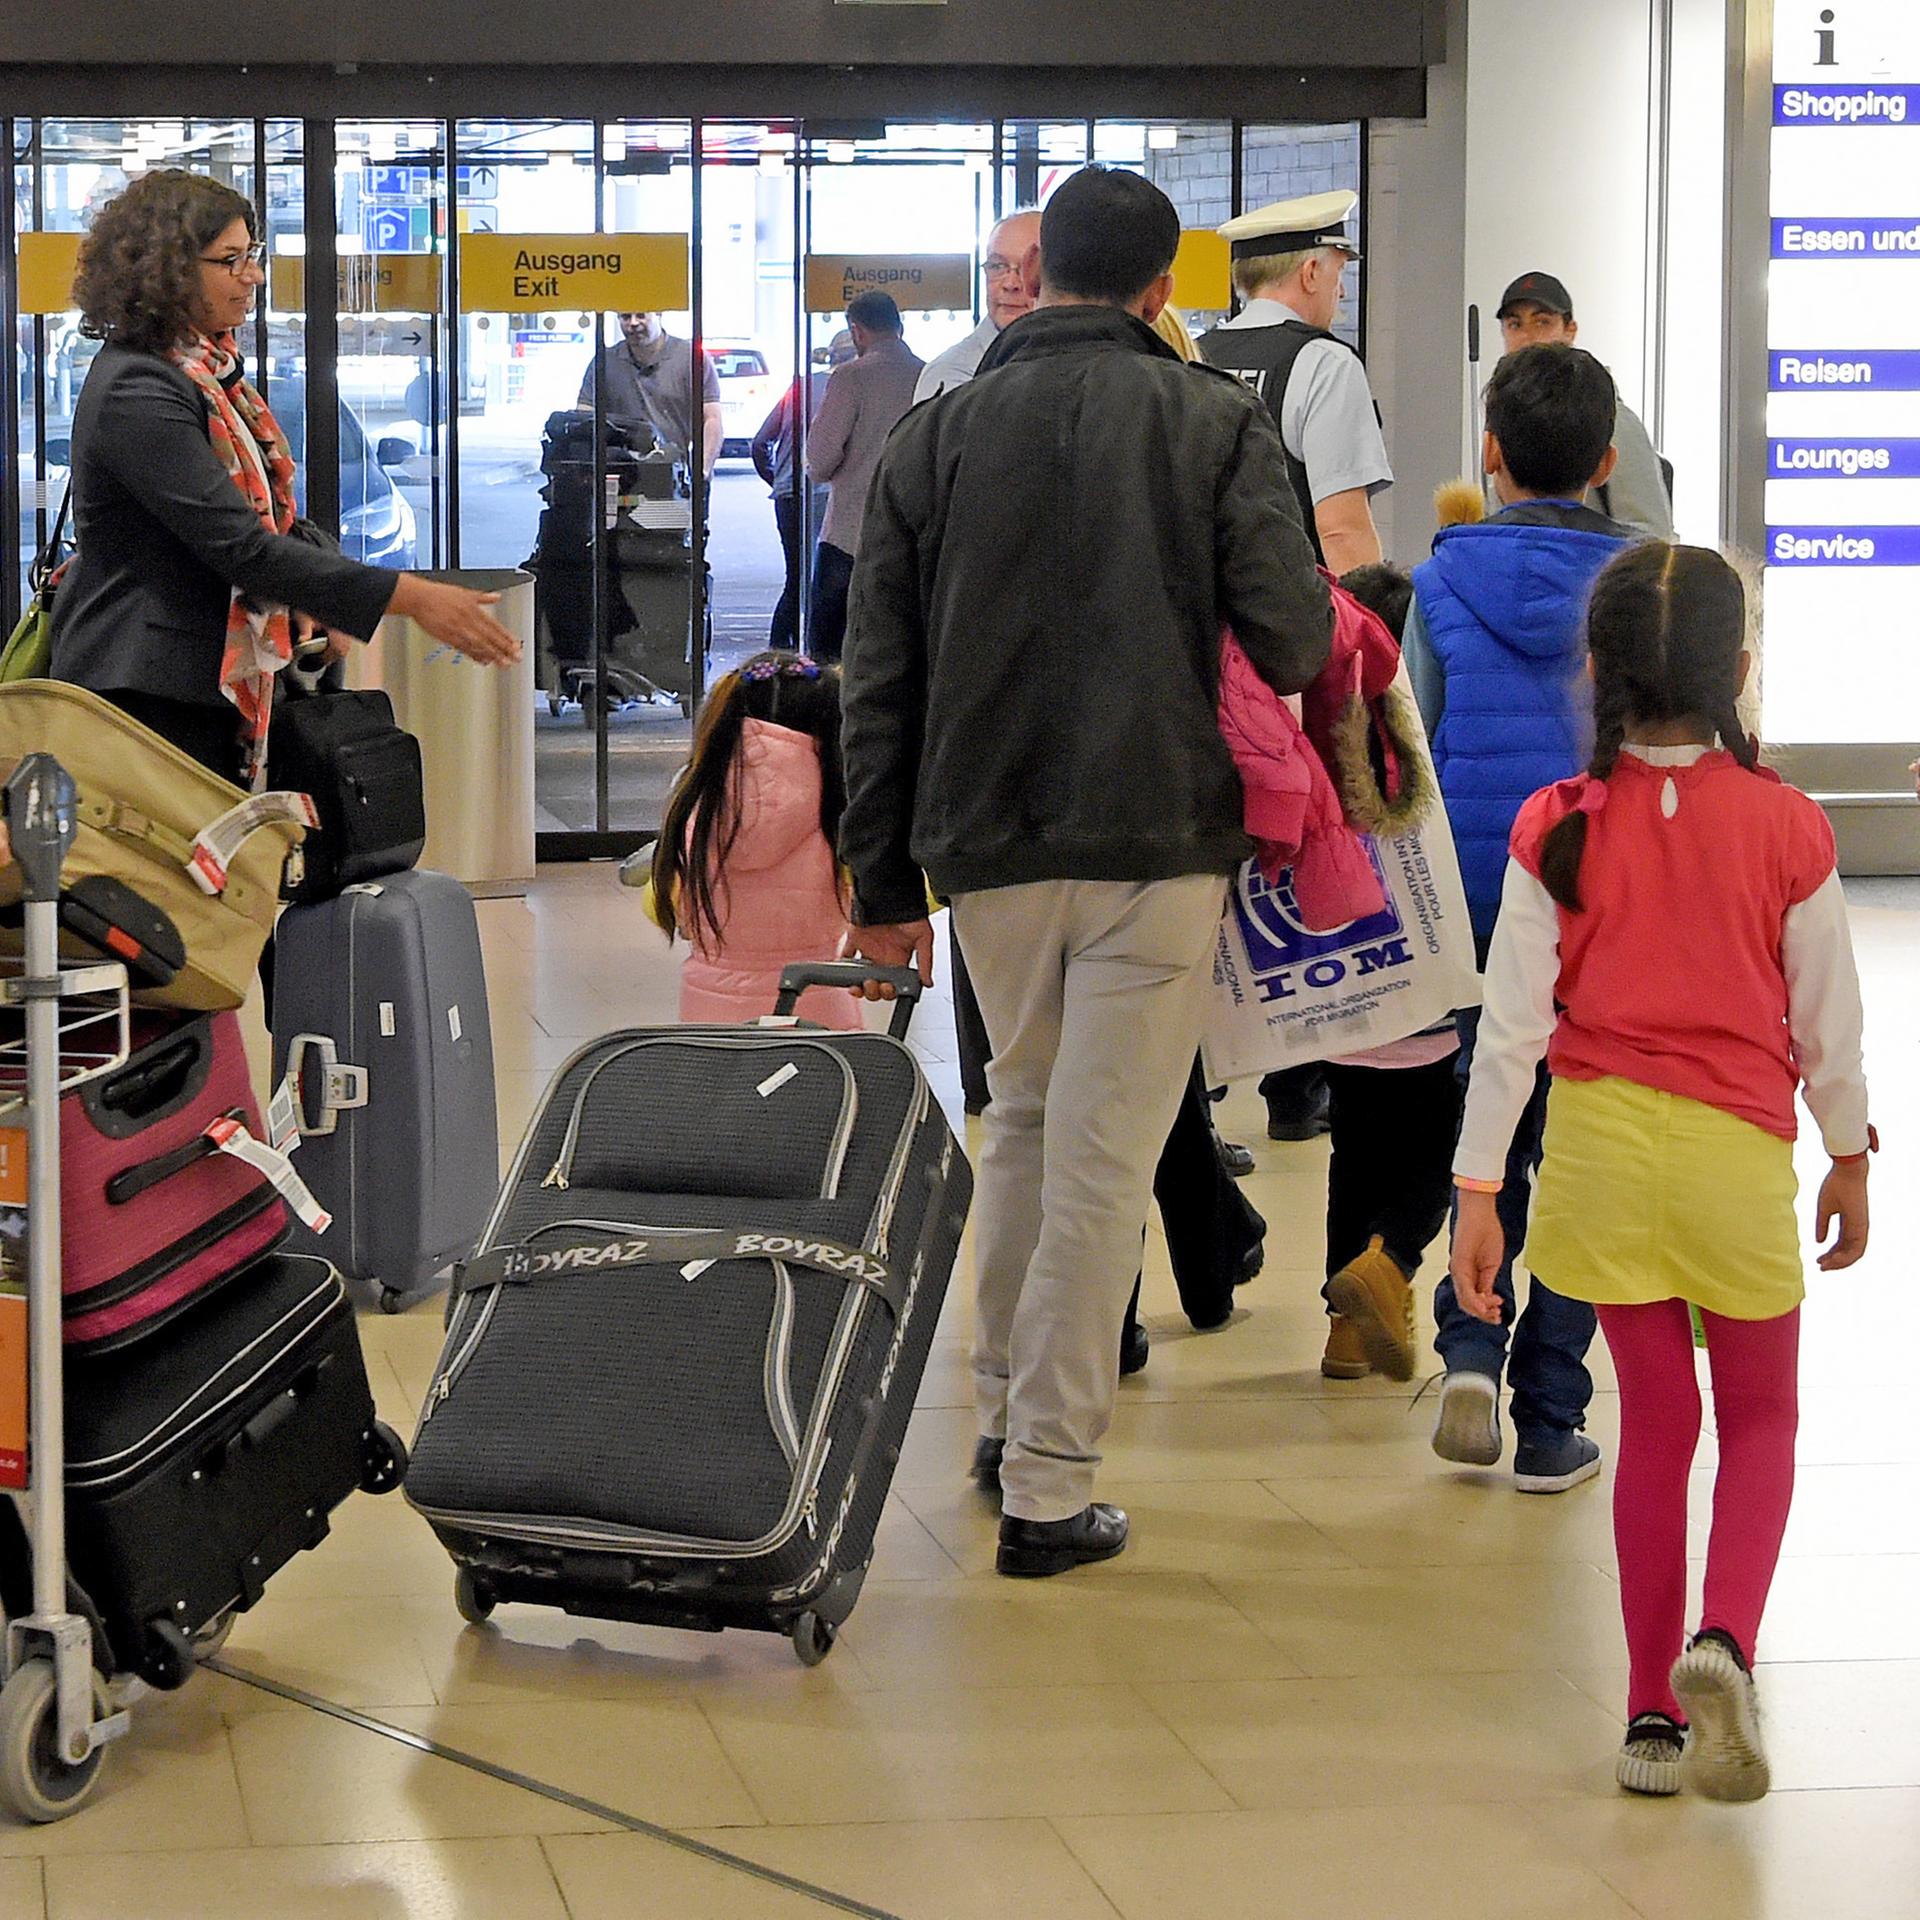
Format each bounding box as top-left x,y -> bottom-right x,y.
1209,297 -> 1393,505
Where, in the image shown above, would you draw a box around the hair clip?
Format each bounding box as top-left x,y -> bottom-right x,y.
742,656 -> 824,683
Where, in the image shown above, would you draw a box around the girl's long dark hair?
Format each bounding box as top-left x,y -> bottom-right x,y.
1539,541 -> 1759,912
651,653 -> 846,956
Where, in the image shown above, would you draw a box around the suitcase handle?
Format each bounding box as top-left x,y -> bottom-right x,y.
284,1033 -> 369,1138
218,1355 -> 333,1466
105,1108 -> 246,1205
773,962 -> 922,1042
95,1028 -> 207,1122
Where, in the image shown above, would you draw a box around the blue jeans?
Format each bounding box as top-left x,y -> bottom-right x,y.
1432,1007 -> 1596,1442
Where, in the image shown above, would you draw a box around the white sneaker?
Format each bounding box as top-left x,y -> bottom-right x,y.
1672,1632 -> 1770,1802
1617,1712 -> 1686,1796
1430,1372 -> 1502,1467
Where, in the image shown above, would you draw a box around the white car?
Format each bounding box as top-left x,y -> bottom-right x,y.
708,341 -> 781,460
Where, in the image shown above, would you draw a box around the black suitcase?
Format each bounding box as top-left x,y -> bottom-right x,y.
34,1254 -> 408,1689
268,687 -> 426,904
404,964 -> 971,1665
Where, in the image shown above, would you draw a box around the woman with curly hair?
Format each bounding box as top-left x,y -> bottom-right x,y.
50,168 -> 519,784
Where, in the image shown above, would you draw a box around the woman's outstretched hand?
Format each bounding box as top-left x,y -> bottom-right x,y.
387,576 -> 522,667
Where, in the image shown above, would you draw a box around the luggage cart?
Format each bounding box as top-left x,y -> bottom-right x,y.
0,754 -> 135,1822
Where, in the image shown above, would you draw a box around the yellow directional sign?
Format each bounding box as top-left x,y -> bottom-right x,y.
1172,230 -> 1232,313
804,254 -> 972,314
270,253 -> 443,314
17,233 -> 83,315
459,233 -> 689,313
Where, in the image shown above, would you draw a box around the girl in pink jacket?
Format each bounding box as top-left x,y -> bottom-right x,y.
650,653 -> 862,1030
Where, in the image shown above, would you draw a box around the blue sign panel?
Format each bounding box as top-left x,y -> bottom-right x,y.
1770,349 -> 1920,390
1769,439 -> 1920,478
1774,84 -> 1920,125
1772,217 -> 1920,258
363,207 -> 413,253
1765,527 -> 1920,566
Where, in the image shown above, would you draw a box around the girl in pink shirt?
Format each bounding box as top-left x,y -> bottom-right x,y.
650,653 -> 861,1031
1451,543 -> 1872,1804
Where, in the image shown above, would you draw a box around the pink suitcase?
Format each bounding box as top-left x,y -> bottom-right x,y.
57,1012 -> 289,1352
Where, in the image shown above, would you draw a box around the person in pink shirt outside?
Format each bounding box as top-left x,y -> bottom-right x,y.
1450,542 -> 1872,1803
648,652 -> 862,1031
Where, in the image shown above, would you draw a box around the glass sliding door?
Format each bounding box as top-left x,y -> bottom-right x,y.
330,119 -> 444,575
699,121 -> 800,676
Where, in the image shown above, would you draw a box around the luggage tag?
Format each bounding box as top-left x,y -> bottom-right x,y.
267,1075 -> 302,1156
204,1115 -> 332,1234
190,791 -> 319,896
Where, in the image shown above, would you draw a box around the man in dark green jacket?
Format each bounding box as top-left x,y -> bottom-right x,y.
841,166 -> 1331,1578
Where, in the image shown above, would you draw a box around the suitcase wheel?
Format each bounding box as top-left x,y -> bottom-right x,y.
378,1289 -> 407,1316
0,1659 -> 112,1823
137,1618 -> 197,1693
191,1611 -> 236,1661
791,1612 -> 837,1668
359,1421 -> 409,1496
453,1566 -> 498,1626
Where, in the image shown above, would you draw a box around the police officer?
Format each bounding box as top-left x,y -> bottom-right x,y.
1199,189 -> 1391,576
1199,189 -> 1392,1141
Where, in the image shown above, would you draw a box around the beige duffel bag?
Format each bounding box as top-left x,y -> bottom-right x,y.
0,680 -> 309,1011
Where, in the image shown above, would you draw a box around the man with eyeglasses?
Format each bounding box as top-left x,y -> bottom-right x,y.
577,310 -> 722,478
912,209 -> 1044,404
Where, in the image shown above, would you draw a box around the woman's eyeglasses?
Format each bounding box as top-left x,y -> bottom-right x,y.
200,243 -> 268,276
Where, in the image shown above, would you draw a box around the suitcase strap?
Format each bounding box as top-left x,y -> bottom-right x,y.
456,1224 -> 901,1317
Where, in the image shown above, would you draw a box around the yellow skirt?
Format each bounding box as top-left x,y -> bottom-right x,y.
1524,1075 -> 1805,1321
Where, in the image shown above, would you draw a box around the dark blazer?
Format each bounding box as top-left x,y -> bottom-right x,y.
50,341 -> 400,709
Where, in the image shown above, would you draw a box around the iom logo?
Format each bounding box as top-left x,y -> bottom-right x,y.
1231,852 -> 1414,1005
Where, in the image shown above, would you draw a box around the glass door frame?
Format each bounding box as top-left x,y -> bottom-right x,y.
3,112 -> 1374,861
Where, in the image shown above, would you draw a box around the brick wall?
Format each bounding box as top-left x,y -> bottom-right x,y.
1148,122 -> 1364,342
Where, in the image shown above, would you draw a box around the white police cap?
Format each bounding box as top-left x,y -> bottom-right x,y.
1218,189 -> 1361,264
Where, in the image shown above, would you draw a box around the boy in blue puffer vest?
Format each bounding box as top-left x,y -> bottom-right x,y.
1403,342 -> 1636,1494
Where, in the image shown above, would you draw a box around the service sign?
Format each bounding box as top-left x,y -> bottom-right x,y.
1766,0 -> 1920,743
459,234 -> 690,313
804,255 -> 972,313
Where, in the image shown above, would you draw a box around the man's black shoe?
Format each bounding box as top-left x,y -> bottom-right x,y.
971,1436 -> 1005,1492
1237,1241 -> 1266,1288
1120,1317 -> 1150,1376
1215,1136 -> 1256,1178
996,1504 -> 1129,1578
1265,1085 -> 1331,1142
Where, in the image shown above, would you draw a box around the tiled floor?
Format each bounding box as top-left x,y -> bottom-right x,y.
8,867 -> 1917,1919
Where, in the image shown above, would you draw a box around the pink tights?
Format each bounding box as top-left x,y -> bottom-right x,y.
1596,1300 -> 1800,1722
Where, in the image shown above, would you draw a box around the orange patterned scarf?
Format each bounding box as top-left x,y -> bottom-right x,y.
168,331 -> 299,788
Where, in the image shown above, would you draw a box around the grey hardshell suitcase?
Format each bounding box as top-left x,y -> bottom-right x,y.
270,869 -> 499,1312
403,963 -> 972,1666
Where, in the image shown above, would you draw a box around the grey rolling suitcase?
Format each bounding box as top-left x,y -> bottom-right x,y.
271,869 -> 499,1312
403,963 -> 971,1666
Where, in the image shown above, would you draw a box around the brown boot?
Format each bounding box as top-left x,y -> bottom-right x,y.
1320,1315 -> 1372,1380
1324,1237 -> 1417,1382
